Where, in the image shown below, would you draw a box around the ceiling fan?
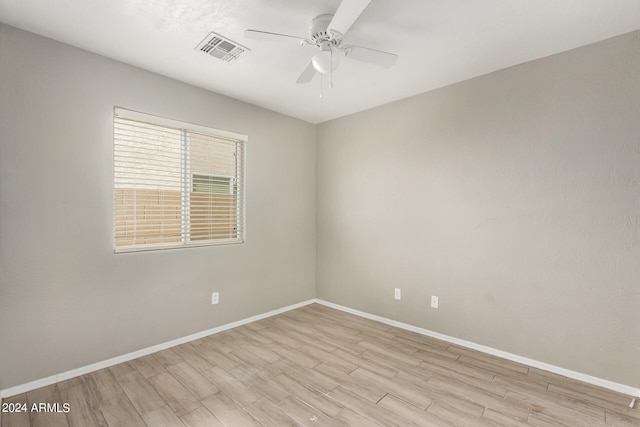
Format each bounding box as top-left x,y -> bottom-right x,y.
245,0 -> 398,84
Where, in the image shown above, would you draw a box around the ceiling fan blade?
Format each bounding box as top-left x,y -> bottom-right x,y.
244,29 -> 305,43
328,0 -> 372,36
296,61 -> 317,84
345,45 -> 398,68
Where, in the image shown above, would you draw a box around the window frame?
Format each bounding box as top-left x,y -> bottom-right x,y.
113,107 -> 246,253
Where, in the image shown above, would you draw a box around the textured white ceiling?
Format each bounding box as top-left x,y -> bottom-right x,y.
1,0 -> 639,123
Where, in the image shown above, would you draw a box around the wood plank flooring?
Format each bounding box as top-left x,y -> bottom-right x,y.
2,303 -> 638,426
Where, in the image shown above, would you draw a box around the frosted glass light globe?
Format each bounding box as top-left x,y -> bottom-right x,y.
312,49 -> 339,74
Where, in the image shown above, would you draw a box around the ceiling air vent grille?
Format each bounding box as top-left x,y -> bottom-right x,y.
196,32 -> 249,62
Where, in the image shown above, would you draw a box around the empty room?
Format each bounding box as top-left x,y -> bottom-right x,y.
1,0 -> 639,426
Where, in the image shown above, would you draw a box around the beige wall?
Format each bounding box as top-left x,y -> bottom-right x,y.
0,23 -> 316,389
316,31 -> 640,387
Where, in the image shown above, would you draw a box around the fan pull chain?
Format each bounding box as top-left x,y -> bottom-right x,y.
319,47 -> 337,98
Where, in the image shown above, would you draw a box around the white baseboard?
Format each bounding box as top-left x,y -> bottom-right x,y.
314,299 -> 640,398
3,298 -> 638,400
0,299 -> 316,399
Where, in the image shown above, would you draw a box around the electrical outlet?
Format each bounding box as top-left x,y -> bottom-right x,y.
431,295 -> 439,309
212,292 -> 219,305
394,288 -> 401,300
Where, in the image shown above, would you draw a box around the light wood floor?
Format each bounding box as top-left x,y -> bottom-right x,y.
2,303 -> 638,426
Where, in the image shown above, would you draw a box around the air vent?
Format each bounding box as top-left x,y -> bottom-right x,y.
196,32 -> 249,62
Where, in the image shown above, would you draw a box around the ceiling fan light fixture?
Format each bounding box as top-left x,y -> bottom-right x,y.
245,0 -> 397,84
312,45 -> 340,74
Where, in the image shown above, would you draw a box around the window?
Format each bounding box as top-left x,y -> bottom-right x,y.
113,108 -> 245,252
193,174 -> 233,195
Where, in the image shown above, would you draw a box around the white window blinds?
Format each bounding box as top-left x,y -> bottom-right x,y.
113,108 -> 245,252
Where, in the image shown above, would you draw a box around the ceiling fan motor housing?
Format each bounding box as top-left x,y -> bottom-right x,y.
309,14 -> 341,45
